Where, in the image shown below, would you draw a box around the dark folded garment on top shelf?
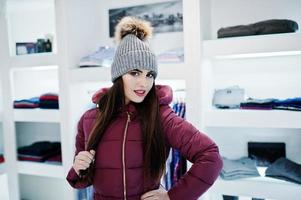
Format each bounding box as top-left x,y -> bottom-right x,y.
13,97 -> 40,109
266,157 -> 301,184
218,19 -> 299,38
18,141 -> 61,162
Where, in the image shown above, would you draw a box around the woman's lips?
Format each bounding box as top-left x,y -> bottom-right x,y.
134,90 -> 146,97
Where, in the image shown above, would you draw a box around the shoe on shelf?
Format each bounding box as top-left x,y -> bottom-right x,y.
79,46 -> 116,68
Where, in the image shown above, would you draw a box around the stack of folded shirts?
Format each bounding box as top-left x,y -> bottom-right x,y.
13,97 -> 40,109
39,93 -> 59,109
266,157 -> 301,184
0,154 -> 4,163
240,98 -> 277,110
18,141 -> 61,162
220,157 -> 260,180
273,97 -> 301,111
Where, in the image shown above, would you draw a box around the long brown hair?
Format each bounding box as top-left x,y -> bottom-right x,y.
81,77 -> 166,182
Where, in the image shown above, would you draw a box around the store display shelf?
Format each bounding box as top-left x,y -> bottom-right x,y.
10,53 -> 58,68
0,163 -> 5,175
157,62 -> 186,80
205,109 -> 301,128
209,176 -> 301,199
14,109 -> 60,123
69,66 -> 111,83
69,62 -> 186,83
203,33 -> 301,59
17,161 -> 63,178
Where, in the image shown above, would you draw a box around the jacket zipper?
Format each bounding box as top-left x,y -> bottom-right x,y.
122,112 -> 131,200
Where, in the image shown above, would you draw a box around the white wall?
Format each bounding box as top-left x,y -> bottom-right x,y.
15,122 -> 60,148
6,0 -> 56,55
62,0 -> 184,68
11,67 -> 59,100
19,175 -> 66,200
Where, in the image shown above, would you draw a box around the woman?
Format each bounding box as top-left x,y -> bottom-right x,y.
67,16 -> 223,200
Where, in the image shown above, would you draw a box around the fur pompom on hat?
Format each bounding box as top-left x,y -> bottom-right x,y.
111,16 -> 158,82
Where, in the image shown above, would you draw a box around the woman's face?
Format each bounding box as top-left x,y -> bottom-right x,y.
122,69 -> 155,104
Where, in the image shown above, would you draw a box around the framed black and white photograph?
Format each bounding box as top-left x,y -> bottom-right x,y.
109,1 -> 183,37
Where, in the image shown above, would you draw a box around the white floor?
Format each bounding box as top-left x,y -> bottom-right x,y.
0,174 -> 9,200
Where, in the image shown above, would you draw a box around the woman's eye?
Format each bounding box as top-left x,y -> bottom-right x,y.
146,73 -> 154,78
129,71 -> 139,76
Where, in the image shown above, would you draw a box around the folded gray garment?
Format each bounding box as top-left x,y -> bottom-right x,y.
265,157 -> 301,184
221,171 -> 260,180
220,157 -> 260,180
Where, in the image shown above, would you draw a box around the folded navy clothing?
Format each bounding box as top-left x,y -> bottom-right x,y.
18,141 -> 61,157
218,19 -> 298,38
39,101 -> 59,109
265,157 -> 301,184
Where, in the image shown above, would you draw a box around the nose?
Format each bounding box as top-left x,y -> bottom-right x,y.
137,76 -> 147,87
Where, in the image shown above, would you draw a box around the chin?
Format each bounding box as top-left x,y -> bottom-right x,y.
131,98 -> 145,103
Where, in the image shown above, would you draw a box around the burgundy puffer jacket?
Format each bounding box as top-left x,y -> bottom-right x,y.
67,85 -> 223,200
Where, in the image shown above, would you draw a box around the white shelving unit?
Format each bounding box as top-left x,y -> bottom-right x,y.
203,32 -> 301,59
0,163 -> 5,175
14,109 -> 60,123
199,0 -> 301,199
209,176 -> 301,200
1,0 -> 300,200
205,109 -> 301,129
17,161 -> 64,179
10,53 -> 58,68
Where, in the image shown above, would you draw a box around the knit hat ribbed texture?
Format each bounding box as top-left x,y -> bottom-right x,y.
111,17 -> 158,82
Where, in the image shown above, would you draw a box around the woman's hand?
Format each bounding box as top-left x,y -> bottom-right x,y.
73,150 -> 95,175
141,187 -> 170,200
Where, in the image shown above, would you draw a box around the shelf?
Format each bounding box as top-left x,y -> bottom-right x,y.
69,62 -> 186,83
209,176 -> 301,199
10,53 -> 58,68
17,161 -> 64,178
205,109 -> 301,128
203,33 -> 301,59
0,163 -> 5,175
69,66 -> 111,83
14,109 -> 60,123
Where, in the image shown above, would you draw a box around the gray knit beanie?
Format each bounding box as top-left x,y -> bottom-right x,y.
111,16 -> 158,82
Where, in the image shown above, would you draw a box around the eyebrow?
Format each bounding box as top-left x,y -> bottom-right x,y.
131,69 -> 143,73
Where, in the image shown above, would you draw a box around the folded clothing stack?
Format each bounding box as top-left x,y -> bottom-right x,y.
220,157 -> 260,180
266,157 -> 301,184
79,46 -> 116,68
18,141 -> 61,163
13,97 -> 40,109
0,154 -> 4,163
39,93 -> 59,109
217,19 -> 298,38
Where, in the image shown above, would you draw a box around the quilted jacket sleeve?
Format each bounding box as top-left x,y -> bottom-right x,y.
160,105 -> 223,200
66,113 -> 92,189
